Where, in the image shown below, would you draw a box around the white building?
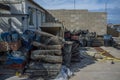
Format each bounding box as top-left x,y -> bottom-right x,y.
0,0 -> 47,33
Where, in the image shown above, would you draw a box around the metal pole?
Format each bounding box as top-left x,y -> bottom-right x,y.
8,18 -> 12,31
105,0 -> 108,13
105,0 -> 108,24
74,0 -> 76,9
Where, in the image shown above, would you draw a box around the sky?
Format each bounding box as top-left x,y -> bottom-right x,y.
34,0 -> 120,24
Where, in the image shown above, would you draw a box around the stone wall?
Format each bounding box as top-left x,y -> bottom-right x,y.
48,9 -> 107,35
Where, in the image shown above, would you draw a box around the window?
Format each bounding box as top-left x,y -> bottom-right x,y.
41,12 -> 45,23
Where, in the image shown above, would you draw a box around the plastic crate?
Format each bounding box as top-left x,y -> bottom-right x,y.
0,41 -> 9,52
9,40 -> 21,51
4,62 -> 26,69
71,35 -> 79,40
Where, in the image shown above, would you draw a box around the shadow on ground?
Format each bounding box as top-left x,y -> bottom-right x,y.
70,47 -> 96,73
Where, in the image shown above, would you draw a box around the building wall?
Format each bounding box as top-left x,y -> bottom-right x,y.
0,1 -> 27,33
25,0 -> 46,30
0,0 -> 47,33
48,10 -> 107,35
46,12 -> 56,22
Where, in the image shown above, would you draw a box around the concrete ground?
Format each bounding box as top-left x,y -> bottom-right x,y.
70,47 -> 120,80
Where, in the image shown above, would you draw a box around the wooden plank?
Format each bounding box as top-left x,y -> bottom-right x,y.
31,50 -> 62,56
0,14 -> 28,17
28,63 -> 61,70
32,42 -> 62,50
31,54 -> 62,63
34,30 -> 64,45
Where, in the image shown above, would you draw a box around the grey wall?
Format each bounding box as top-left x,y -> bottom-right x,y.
48,10 -> 107,35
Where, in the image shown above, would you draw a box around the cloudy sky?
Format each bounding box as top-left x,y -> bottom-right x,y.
35,0 -> 120,24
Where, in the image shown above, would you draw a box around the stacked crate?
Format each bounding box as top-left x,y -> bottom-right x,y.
25,31 -> 63,79
0,31 -> 26,74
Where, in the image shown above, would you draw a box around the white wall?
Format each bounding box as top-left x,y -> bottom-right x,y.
0,0 -> 46,33
0,4 -> 23,33
0,0 -> 26,33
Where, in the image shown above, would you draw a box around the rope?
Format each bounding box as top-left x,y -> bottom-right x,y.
97,51 -> 120,62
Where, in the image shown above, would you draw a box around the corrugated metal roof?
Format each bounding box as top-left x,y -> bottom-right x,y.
0,17 -> 10,32
29,0 -> 48,13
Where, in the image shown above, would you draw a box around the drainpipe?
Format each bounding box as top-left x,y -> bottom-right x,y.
21,0 -> 24,14
22,17 -> 25,31
27,15 -> 29,30
8,18 -> 12,31
36,9 -> 38,30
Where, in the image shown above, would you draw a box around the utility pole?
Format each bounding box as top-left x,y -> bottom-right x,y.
74,0 -> 76,9
105,0 -> 108,24
105,0 -> 108,12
